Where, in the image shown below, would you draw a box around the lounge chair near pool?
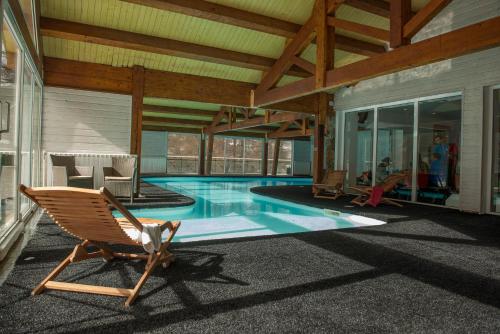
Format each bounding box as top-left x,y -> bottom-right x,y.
19,185 -> 181,307
350,172 -> 408,207
313,170 -> 347,200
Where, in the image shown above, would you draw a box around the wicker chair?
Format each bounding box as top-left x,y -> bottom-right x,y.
103,156 -> 136,203
50,155 -> 94,189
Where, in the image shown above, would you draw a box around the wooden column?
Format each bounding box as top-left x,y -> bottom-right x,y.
313,93 -> 328,184
262,139 -> 269,176
272,139 -> 281,176
390,0 -> 412,48
130,65 -> 145,194
199,133 -> 206,175
205,133 -> 214,175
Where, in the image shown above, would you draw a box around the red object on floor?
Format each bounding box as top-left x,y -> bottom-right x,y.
367,186 -> 384,207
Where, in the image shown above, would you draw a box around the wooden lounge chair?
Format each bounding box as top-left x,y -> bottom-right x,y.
350,172 -> 408,207
19,185 -> 181,307
313,170 -> 347,200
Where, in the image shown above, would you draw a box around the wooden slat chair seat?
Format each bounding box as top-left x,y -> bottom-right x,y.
313,170 -> 347,200
19,185 -> 181,306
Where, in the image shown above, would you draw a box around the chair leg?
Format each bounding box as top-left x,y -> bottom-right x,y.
125,254 -> 160,307
32,240 -> 89,295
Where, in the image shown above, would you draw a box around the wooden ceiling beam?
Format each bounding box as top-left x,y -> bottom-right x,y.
256,18 -> 317,94
344,0 -> 390,17
208,112 -> 308,134
44,57 -> 318,113
390,0 -> 412,48
40,17 -> 310,78
143,116 -> 211,126
291,56 -> 316,75
336,35 -> 386,56
254,16 -> 500,106
143,104 -> 219,118
268,128 -> 313,139
403,0 -> 452,39
328,17 -> 390,41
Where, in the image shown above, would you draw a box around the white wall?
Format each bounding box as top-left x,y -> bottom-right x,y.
42,87 -> 132,154
334,0 -> 500,212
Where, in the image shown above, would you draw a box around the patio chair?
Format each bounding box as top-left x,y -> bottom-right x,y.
350,172 -> 408,207
103,156 -> 136,203
19,184 -> 181,307
313,170 -> 347,200
50,155 -> 94,189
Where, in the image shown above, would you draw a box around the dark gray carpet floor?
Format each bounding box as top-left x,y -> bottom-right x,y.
1,186 -> 500,333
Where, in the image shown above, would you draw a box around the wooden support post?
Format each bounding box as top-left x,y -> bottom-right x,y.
313,93 -> 328,183
199,133 -> 206,175
131,65 -> 145,194
272,139 -> 281,176
262,139 -> 269,176
205,133 -> 214,175
390,0 -> 412,48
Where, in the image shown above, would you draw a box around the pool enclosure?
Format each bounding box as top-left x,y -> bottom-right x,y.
0,0 -> 499,260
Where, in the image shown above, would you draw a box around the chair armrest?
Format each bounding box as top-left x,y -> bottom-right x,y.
75,166 -> 94,177
51,166 -> 68,186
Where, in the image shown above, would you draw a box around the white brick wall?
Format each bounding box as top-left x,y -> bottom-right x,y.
334,0 -> 500,212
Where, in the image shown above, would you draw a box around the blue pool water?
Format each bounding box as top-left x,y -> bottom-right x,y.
128,177 -> 384,242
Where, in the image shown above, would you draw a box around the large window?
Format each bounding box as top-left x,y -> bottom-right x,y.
0,14 -> 43,236
491,87 -> 500,212
0,21 -> 20,234
376,103 -> 414,200
343,110 -> 374,187
20,58 -> 33,214
340,94 -> 462,207
267,139 -> 293,176
417,96 -> 461,206
212,137 -> 264,175
166,133 -> 200,174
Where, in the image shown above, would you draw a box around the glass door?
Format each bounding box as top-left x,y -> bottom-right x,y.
343,109 -> 374,187
375,103 -> 414,201
0,19 -> 21,235
491,87 -> 500,212
417,96 -> 462,207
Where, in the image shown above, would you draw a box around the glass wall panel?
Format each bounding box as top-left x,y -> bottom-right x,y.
225,138 -> 244,174
243,138 -> 262,174
0,22 -> 20,233
343,109 -> 374,187
417,96 -> 462,206
212,136 -> 225,174
491,88 -> 500,212
20,59 -> 33,214
166,133 -> 199,174
31,80 -> 41,188
376,103 -> 414,200
267,140 -> 293,176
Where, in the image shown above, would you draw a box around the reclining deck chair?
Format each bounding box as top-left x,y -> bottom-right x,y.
349,172 -> 408,207
19,185 -> 181,306
313,170 -> 347,200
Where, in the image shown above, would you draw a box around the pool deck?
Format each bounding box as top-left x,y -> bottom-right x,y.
118,181 -> 195,209
1,185 -> 500,332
